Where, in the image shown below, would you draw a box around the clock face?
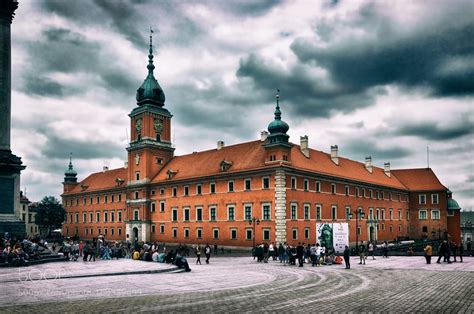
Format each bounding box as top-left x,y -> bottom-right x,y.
154,119 -> 163,133
136,119 -> 142,132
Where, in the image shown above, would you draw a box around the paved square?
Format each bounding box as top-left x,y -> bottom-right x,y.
1,256 -> 473,312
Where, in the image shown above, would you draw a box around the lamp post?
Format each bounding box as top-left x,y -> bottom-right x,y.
249,217 -> 260,249
348,208 -> 365,254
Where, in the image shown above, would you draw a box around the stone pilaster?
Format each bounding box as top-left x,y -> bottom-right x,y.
274,169 -> 287,244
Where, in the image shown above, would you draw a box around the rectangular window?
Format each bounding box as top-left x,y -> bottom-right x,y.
118,194 -> 122,202
304,228 -> 310,240
97,196 -> 100,204
83,213 -> 87,223
303,179 -> 309,191
345,186 -> 349,196
231,228 -> 237,240
184,208 -> 190,221
210,182 -> 216,194
228,180 -> 234,192
263,204 -> 271,220
316,205 -> 322,220
196,207 -> 203,221
151,202 -> 156,212
184,228 -> 190,238
398,209 -> 402,220
196,228 -> 202,239
381,191 -> 385,200
331,183 -> 336,194
160,224 -> 165,233
111,211 -> 115,222
134,191 -> 139,199
210,206 -> 217,221
419,210 -> 428,220
89,212 -> 93,223
104,228 -> 107,236
406,209 -> 410,221
291,203 -> 297,220
118,228 -> 122,236
331,205 -> 337,220
355,187 -> 360,197
431,210 -> 440,220
291,177 -> 297,189
172,208 -> 178,221
304,204 -> 310,220
160,201 -> 165,212
390,225 -> 393,233
184,186 -> 189,196
244,204 -> 252,221
105,195 -> 108,203
228,205 -> 235,221
151,225 -> 156,233
245,178 -> 251,191
213,228 -> 219,239
246,229 -> 252,240
292,228 -> 298,240
447,209 -> 454,217
381,209 -> 385,220
376,191 -> 380,200
419,194 -> 426,204
104,211 -> 108,223
345,206 -> 351,220
172,187 -> 177,197
262,177 -> 270,189
389,209 -> 393,220
118,211 -> 122,222
263,229 -> 270,241
83,198 -> 86,205
172,228 -> 177,238
369,190 -> 373,199
96,212 -> 100,222
376,209 -> 380,220
111,195 -> 114,203
362,188 -> 366,198
431,194 -> 439,204
316,181 -> 321,192
196,184 -> 202,195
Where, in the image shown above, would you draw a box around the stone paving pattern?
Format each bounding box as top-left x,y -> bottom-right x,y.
1,256 -> 473,313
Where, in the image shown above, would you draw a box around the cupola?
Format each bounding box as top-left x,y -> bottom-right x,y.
64,154 -> 77,184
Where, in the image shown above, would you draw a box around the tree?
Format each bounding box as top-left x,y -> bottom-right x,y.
35,196 -> 66,236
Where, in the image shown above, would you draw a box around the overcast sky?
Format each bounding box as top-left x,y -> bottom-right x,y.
9,0 -> 473,210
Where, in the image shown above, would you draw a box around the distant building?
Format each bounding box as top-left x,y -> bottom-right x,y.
19,191 -> 39,237
61,36 -> 462,247
461,211 -> 473,244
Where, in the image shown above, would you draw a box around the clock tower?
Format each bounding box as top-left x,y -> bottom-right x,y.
125,31 -> 174,242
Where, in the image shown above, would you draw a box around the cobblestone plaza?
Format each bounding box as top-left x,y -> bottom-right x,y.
1,256 -> 473,312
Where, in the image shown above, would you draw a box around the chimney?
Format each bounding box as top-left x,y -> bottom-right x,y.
124,161 -> 128,169
217,140 -> 225,150
331,145 -> 339,165
384,162 -> 391,177
103,166 -> 109,172
299,135 -> 309,158
365,156 -> 373,173
260,131 -> 269,142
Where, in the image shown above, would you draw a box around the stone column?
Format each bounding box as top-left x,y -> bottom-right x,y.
0,1 -> 25,238
274,169 -> 287,244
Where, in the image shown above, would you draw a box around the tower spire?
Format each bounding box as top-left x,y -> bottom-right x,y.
274,89 -> 282,121
147,27 -> 155,75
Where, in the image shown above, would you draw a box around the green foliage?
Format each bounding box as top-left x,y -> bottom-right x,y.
35,196 -> 66,235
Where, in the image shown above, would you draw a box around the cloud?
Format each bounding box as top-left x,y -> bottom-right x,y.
395,119 -> 473,141
342,139 -> 413,162
213,0 -> 283,17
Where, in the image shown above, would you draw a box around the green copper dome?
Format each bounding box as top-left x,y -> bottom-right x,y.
136,32 -> 165,107
64,154 -> 78,184
447,198 -> 461,210
268,90 -> 289,134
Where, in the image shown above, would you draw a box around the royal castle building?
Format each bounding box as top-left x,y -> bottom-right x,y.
61,36 -> 461,247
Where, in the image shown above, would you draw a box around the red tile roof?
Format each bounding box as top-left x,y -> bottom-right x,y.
391,168 -> 447,191
65,167 -> 128,195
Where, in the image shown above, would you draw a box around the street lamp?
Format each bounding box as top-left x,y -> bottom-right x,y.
348,208 -> 365,254
249,217 -> 260,249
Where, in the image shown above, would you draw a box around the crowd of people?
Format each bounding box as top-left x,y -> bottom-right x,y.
423,240 -> 466,264
0,233 -> 48,266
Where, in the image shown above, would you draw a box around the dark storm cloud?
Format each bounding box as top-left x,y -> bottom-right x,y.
395,120 -> 473,141
291,2 -> 474,98
237,53 -> 377,117
39,130 -> 123,160
342,139 -> 412,162
213,0 -> 283,17
20,27 -> 136,99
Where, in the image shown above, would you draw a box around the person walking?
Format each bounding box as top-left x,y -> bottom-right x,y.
368,242 -> 376,260
195,245 -> 202,265
382,241 -> 389,258
343,245 -> 351,269
424,243 -> 432,264
82,241 -> 89,262
437,240 -> 450,263
296,242 -> 304,267
358,241 -> 366,265
204,244 -> 211,264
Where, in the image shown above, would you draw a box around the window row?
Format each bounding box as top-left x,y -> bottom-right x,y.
65,227 -> 123,237
160,226 -> 272,241
289,204 -> 409,221
418,194 -> 439,205
169,177 -> 271,197
418,209 -> 441,220
168,204 -> 273,222
67,211 -> 123,223
289,176 -> 408,202
65,193 -> 124,207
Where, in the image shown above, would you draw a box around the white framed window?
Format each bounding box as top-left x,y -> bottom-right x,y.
172,187 -> 177,197
184,185 -> 189,196
196,184 -> 202,195
227,205 -> 235,221
304,204 -> 310,220
419,210 -> 428,220
230,228 -> 237,240
89,212 -> 93,223
151,225 -> 155,233
245,178 -> 251,191
151,202 -> 156,212
398,209 -> 402,220
96,212 -> 100,222
292,228 -> 298,240
419,194 -> 426,204
263,229 -> 271,241
262,177 -> 270,189
431,209 -> 440,220
331,205 -> 337,220
82,212 -> 87,223
345,206 -> 351,220
246,229 -> 252,240
389,208 -> 393,220
291,177 -> 297,189
210,182 -> 216,194
172,208 -> 178,221
345,185 -> 349,196
160,224 -> 165,233
316,181 -> 321,192
213,228 -> 219,239
304,228 -> 310,239
431,194 -> 439,205
331,183 -> 336,194
398,225 -> 401,232
262,203 -> 271,220
196,228 -> 202,239
316,204 -> 322,220
75,213 -> 79,223
369,208 -> 373,220
160,201 -> 165,212
381,208 -> 385,220
110,211 -> 115,222
172,228 -> 177,238
355,187 -> 360,197
183,207 -> 190,221
303,179 -> 309,191
369,189 -> 373,199
184,228 -> 190,238
291,203 -> 297,220
244,204 -> 252,221
228,180 -> 234,192
196,207 -> 203,221
133,210 -> 139,220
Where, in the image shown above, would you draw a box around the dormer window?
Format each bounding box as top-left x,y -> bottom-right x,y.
220,160 -> 233,172
80,184 -> 89,191
115,178 -> 125,186
167,169 -> 178,179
